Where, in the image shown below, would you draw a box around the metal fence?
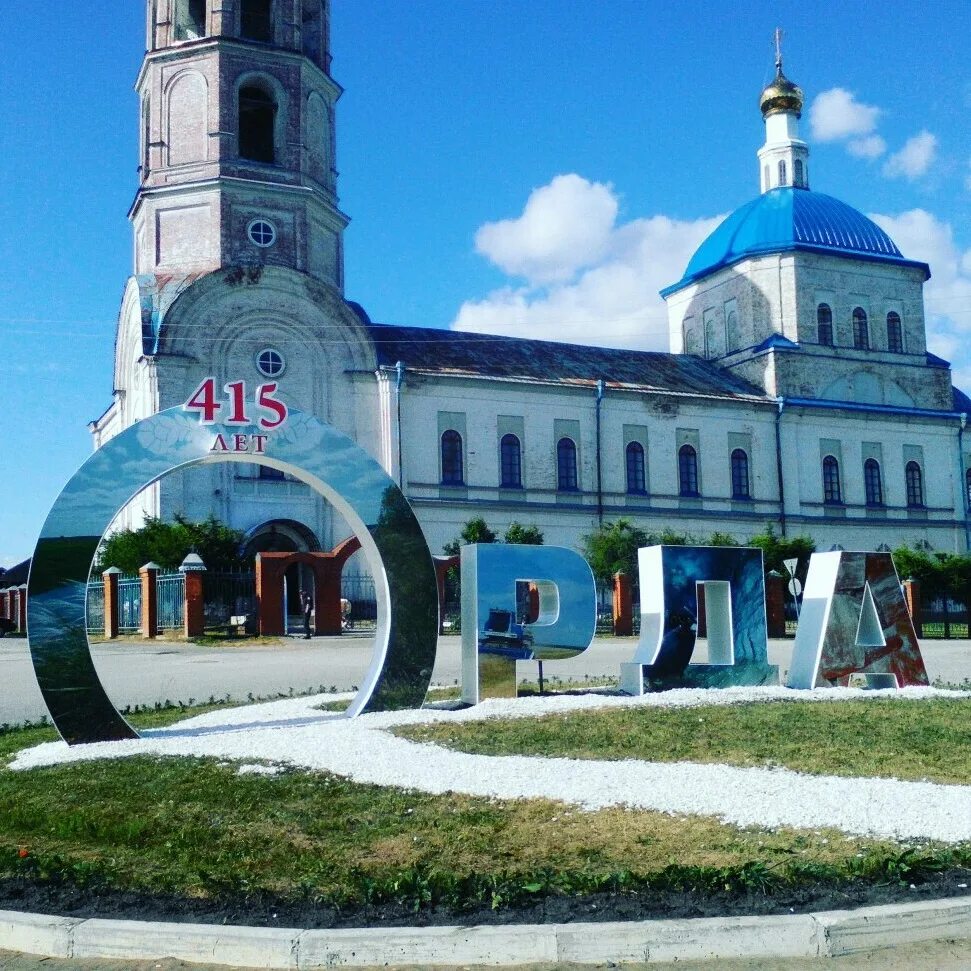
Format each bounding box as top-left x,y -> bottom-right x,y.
156,572 -> 185,630
82,569 -> 384,637
85,583 -> 104,635
118,576 -> 141,633
204,572 -> 256,631
920,596 -> 969,639
342,573 -> 376,625
85,575 -> 141,634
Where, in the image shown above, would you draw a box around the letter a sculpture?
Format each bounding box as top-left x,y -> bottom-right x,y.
787,551 -> 928,689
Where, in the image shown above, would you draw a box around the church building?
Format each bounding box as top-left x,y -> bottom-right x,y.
90,0 -> 971,566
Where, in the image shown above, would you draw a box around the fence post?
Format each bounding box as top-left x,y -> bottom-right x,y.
311,559 -> 343,635
765,570 -> 786,638
139,562 -> 160,639
255,554 -> 285,636
179,553 -> 207,639
612,572 -> 632,636
902,578 -> 922,637
17,586 -> 27,633
102,567 -> 122,639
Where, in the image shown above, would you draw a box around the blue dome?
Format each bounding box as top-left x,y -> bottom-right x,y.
661,188 -> 929,296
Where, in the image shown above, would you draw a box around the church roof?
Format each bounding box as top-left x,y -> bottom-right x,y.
367,323 -> 770,401
661,188 -> 930,296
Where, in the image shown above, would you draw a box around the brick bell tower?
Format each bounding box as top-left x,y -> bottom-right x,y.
133,0 -> 347,288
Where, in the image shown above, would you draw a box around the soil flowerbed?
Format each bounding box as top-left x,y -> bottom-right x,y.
0,696 -> 969,928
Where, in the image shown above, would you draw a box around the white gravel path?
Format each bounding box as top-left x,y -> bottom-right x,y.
10,686 -> 971,845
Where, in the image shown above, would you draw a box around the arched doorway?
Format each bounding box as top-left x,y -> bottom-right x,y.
244,519 -> 320,633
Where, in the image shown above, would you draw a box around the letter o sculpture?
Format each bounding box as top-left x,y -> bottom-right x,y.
27,407 -> 439,744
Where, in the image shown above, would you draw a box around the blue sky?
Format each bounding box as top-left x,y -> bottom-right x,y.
3,1 -> 971,564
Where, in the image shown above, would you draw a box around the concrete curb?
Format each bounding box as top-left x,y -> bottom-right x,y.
1,896 -> 969,967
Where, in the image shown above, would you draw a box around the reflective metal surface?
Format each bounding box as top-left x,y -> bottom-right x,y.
788,551 -> 928,689
461,544 -> 597,703
621,545 -> 777,694
27,407 -> 438,744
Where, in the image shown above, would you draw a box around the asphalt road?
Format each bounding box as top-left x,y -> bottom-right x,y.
1,634 -> 969,725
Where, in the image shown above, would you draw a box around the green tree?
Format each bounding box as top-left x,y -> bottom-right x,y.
581,519 -> 649,587
892,546 -> 971,602
645,528 -> 691,546
503,522 -> 544,545
747,524 -> 815,579
96,515 -> 245,574
706,531 -> 739,547
442,516 -> 498,556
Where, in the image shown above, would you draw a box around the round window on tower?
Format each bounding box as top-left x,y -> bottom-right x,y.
255,348 -> 285,378
247,219 -> 276,247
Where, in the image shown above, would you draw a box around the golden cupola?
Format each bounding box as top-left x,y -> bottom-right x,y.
760,65 -> 804,119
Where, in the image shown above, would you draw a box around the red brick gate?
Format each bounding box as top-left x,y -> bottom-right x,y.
255,537 -> 362,636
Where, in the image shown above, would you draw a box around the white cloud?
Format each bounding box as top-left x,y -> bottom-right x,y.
870,209 -> 971,390
810,88 -> 881,142
454,176 -> 723,350
473,174 -> 618,285
847,135 -> 887,160
882,131 -> 938,180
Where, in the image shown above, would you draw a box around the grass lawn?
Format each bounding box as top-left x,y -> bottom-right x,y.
0,696 -> 968,915
398,696 -> 971,786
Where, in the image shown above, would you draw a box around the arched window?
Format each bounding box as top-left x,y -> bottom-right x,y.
441,430 -> 463,485
730,449 -> 750,500
887,311 -> 903,353
794,158 -> 804,187
726,311 -> 740,351
238,84 -> 276,163
852,307 -> 869,350
500,434 -> 522,488
626,441 -> 646,494
817,303 -> 833,345
864,458 -> 883,506
241,0 -> 273,41
778,159 -> 788,187
175,0 -> 206,39
905,461 -> 924,508
683,323 -> 699,354
557,438 -> 578,491
678,444 -> 699,497
822,455 -> 842,504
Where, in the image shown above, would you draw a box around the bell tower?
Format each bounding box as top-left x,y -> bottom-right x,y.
133,0 -> 347,288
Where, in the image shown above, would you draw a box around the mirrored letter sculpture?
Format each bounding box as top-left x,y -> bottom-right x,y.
461,544 -> 597,703
787,551 -> 928,689
621,545 -> 778,694
28,406 -> 439,744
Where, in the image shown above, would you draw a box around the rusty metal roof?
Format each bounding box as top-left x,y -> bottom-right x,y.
368,324 -> 770,400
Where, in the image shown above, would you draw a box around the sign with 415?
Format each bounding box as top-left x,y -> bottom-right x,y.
184,378 -> 288,455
